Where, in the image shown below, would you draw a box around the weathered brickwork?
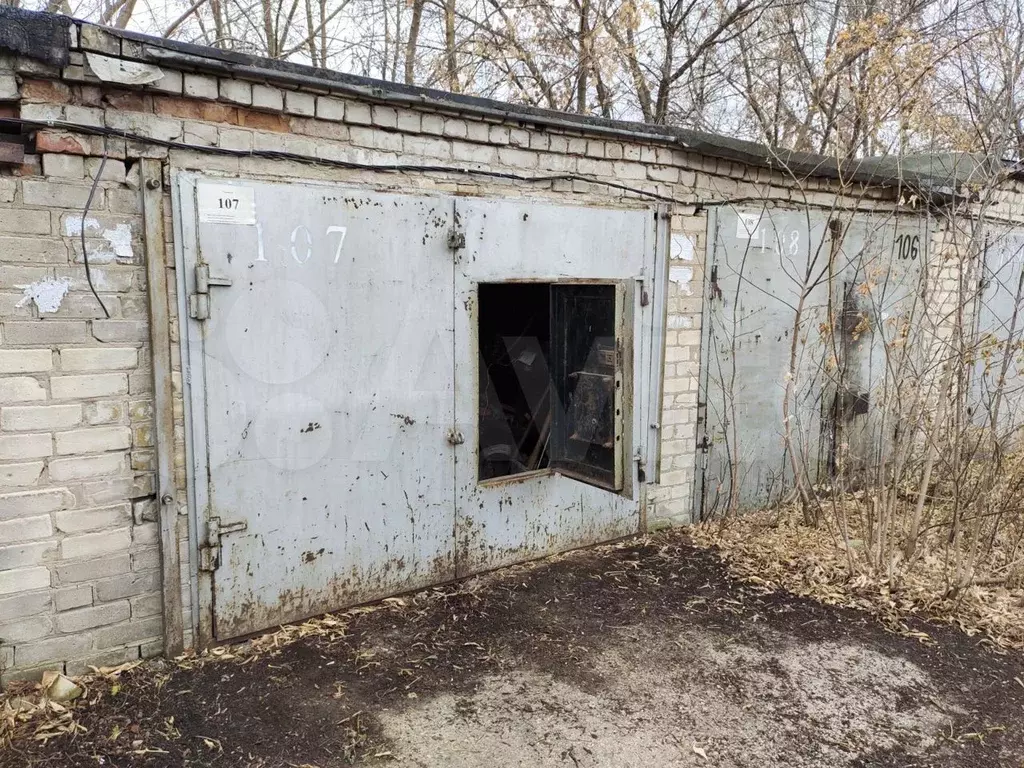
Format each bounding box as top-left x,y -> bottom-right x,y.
3,16 -> 1000,678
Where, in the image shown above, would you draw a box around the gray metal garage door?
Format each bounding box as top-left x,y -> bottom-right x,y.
175,175 -> 663,642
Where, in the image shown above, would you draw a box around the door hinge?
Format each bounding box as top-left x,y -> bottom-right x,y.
188,263 -> 232,321
447,228 -> 466,250
198,515 -> 248,571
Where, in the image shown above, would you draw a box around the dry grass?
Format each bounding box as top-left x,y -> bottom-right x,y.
691,500 -> 1024,653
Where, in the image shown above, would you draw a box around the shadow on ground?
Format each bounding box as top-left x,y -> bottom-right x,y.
5,532 -> 1024,767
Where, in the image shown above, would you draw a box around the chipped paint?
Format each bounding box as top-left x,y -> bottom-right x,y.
669,265 -> 694,295
64,216 -> 134,262
16,276 -> 72,313
670,233 -> 694,262
668,315 -> 694,329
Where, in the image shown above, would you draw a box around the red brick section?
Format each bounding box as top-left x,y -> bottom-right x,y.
237,110 -> 291,133
21,79 -> 72,104
35,131 -> 90,155
153,96 -> 237,124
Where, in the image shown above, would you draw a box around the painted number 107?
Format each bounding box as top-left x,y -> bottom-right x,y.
217,196 -> 240,210
254,224 -> 349,265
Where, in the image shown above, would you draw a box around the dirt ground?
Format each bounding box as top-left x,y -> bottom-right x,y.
4,532 -> 1024,767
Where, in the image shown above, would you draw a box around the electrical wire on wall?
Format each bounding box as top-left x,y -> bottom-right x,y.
79,133 -> 111,319
4,117 -> 933,215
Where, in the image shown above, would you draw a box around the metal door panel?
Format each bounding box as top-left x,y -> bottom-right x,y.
971,229 -> 1024,436
453,199 -> 655,575
696,207 -> 832,516
177,175 -> 456,640
832,214 -> 930,473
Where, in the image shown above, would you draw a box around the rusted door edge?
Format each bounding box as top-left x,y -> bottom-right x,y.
142,159 -> 185,656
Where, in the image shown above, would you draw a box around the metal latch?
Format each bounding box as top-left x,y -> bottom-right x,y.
188,263 -> 232,320
446,428 -> 465,446
198,515 -> 248,571
447,228 -> 466,250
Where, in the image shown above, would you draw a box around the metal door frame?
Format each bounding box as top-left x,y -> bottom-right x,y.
691,206 -> 719,523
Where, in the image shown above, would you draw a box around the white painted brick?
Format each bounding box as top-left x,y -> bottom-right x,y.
0,566 -> 50,595
22,179 -> 97,209
219,78 -> 252,105
56,600 -> 130,632
55,426 -> 131,455
0,377 -> 46,403
0,615 -> 53,643
316,96 -> 345,121
285,90 -> 315,116
12,633 -> 92,666
55,554 -> 130,585
3,321 -> 90,345
0,488 -> 71,521
0,514 -> 52,544
84,400 -> 124,425
346,102 -> 371,125
50,373 -> 128,399
0,461 -> 43,488
371,105 -> 398,128
421,114 -> 444,135
1,403 -> 81,431
55,503 -> 131,533
0,590 -> 52,620
60,347 -> 138,371
0,432 -> 52,460
42,154 -> 85,178
55,584 -> 92,611
252,84 -> 283,111
49,452 -> 124,482
397,111 -> 420,132
184,73 -> 218,99
61,527 -> 131,559
0,540 -> 57,569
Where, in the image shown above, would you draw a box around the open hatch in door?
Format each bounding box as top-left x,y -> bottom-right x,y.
477,281 -> 626,492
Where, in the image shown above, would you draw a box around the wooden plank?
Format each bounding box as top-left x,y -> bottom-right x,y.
142,158 -> 185,657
